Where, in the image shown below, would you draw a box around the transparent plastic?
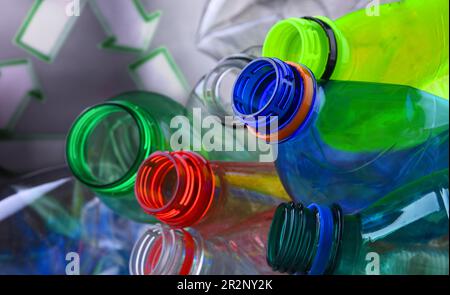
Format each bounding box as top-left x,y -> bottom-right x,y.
263,0 -> 449,99
0,166 -> 147,274
66,91 -> 187,222
0,167 -> 90,274
66,89 -> 278,221
134,151 -> 290,235
78,198 -> 147,275
129,215 -> 277,275
196,0 -> 377,60
185,52 -> 273,162
267,169 -> 449,275
233,58 -> 449,213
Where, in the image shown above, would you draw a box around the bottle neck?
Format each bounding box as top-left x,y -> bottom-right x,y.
211,161 -> 290,202
135,151 -> 289,228
262,16 -> 346,80
135,151 -> 220,228
196,54 -> 254,126
233,57 -> 318,143
129,224 -> 204,275
66,100 -> 163,194
267,202 -> 344,275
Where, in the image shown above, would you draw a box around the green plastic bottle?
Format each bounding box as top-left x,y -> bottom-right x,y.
267,169 -> 449,275
66,91 -> 192,222
262,0 -> 449,99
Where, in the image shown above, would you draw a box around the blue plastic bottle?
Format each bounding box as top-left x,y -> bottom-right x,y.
233,57 -> 449,213
267,169 -> 449,275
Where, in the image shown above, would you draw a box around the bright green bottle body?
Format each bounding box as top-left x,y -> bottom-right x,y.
332,0 -> 449,99
263,0 -> 449,99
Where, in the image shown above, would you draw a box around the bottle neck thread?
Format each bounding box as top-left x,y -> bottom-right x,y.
135,151 -> 217,228
262,16 -> 341,80
129,224 -> 201,275
201,54 -> 254,125
267,202 -> 343,274
66,100 -> 162,194
232,57 -> 317,143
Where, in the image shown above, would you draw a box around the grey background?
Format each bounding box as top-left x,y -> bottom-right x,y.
0,0 -> 215,176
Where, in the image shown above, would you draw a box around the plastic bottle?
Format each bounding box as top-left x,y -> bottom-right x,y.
233,57 -> 449,213
196,0 -> 375,60
66,91 -> 191,222
134,151 -> 290,235
78,198 -> 148,275
66,89 -> 275,221
0,166 -> 146,274
129,213 -> 277,275
0,167 -> 89,274
185,52 -> 273,163
262,0 -> 449,99
266,169 -> 449,275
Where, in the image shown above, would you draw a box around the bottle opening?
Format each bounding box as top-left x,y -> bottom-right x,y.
129,224 -> 197,275
203,54 -> 253,126
262,18 -> 331,79
267,202 -> 338,275
135,151 -> 216,227
66,101 -> 157,193
233,57 -> 317,143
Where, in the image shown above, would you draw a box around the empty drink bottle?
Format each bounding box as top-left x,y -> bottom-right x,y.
66,91 -> 191,222
134,150 -> 290,235
129,214 -> 277,275
185,53 -> 273,162
267,169 -> 449,275
262,0 -> 449,99
233,57 -> 449,213
0,167 -> 90,274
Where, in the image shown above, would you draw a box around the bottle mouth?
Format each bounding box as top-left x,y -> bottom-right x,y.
135,151 -> 216,227
232,57 -> 317,143
267,202 -> 339,275
202,54 -> 254,126
262,17 -> 335,80
129,224 -> 198,275
66,100 -> 160,193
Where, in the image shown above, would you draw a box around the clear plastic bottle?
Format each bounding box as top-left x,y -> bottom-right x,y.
262,0 -> 449,99
0,167 -> 90,274
196,0 -> 377,60
185,52 -> 273,163
266,169 -> 449,275
129,213 -> 277,275
134,151 -> 290,235
78,198 -> 148,275
0,166 -> 146,274
233,57 -> 449,213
